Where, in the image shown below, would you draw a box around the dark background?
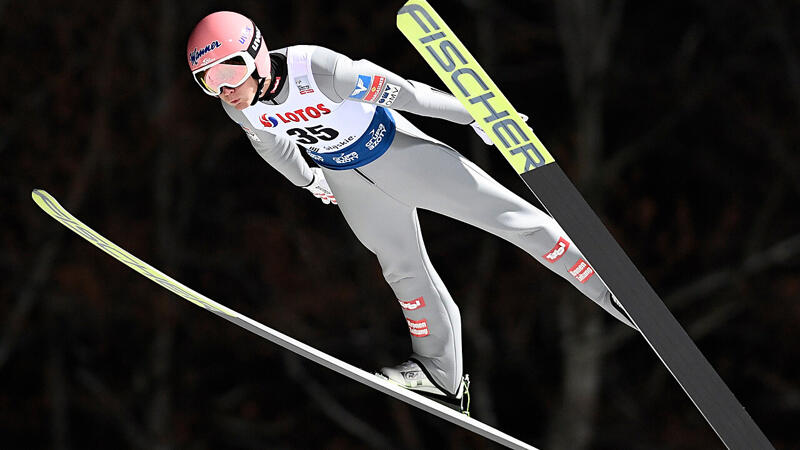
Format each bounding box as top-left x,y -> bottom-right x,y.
2,0 -> 798,449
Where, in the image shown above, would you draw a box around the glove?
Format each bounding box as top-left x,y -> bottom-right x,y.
303,167 -> 337,205
469,121 -> 493,145
469,113 -> 529,146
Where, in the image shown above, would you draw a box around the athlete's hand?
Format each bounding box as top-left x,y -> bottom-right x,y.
303,167 -> 337,205
469,121 -> 494,145
469,113 -> 529,146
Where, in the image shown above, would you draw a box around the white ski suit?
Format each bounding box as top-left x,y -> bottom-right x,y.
220,45 -> 634,395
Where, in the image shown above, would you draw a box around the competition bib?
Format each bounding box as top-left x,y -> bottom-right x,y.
243,45 -> 395,169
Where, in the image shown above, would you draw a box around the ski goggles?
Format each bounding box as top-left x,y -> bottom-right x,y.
192,52 -> 256,96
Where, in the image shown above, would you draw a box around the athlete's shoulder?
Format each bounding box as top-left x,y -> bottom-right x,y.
278,44 -> 345,61
281,44 -> 340,54
269,46 -> 289,56
220,101 -> 279,147
221,100 -> 247,123
306,46 -> 350,77
221,101 -> 259,135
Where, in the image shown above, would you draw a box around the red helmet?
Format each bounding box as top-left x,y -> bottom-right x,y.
187,11 -> 270,96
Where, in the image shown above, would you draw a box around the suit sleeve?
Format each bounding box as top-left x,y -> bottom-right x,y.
309,46 -> 474,125
221,101 -> 314,187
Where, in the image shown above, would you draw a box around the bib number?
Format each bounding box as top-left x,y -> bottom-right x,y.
287,125 -> 340,144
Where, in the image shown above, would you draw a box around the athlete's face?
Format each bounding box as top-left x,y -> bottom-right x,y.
219,76 -> 259,110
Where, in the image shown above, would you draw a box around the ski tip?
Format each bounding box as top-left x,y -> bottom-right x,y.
31,189 -> 53,210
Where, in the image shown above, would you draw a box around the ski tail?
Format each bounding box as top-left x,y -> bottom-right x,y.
397,1 -> 772,448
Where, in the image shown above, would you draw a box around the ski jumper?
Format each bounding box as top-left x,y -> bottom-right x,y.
221,45 -> 634,395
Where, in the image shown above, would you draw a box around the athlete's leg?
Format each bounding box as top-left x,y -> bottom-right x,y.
323,168 -> 464,394
363,134 -> 635,328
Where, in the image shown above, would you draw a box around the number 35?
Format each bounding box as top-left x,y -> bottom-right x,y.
287,125 -> 340,144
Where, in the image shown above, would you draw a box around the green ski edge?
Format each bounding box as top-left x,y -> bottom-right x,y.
396,0 -> 554,175
397,1 -> 773,449
31,189 -> 538,450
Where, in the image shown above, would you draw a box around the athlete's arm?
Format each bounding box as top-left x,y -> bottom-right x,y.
309,46 -> 473,125
221,102 -> 314,187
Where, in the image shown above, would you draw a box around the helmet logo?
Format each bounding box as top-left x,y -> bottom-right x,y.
189,40 -> 222,66
238,26 -> 252,45
251,28 -> 262,53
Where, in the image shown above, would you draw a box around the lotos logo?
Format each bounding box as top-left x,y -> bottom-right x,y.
543,237 -> 570,263
260,116 -> 279,127
189,40 -> 221,66
259,103 -> 332,128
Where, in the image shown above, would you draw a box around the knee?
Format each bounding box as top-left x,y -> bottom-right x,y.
373,245 -> 426,285
379,256 -> 420,285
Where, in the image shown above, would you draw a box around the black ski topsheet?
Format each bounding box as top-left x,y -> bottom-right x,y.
523,164 -> 772,449
397,1 -> 772,448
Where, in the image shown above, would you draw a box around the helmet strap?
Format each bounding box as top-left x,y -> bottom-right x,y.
246,20 -> 269,107
251,76 -> 267,106
258,53 -> 287,103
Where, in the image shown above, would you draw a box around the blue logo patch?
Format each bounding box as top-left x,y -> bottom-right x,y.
349,75 -> 372,99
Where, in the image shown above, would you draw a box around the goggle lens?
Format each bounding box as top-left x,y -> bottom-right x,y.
193,55 -> 251,96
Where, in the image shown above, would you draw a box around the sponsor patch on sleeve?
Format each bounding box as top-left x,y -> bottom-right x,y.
363,76 -> 386,103
568,258 -> 595,284
406,318 -> 429,337
543,237 -> 570,263
377,83 -> 400,107
398,296 -> 425,311
349,75 -> 372,99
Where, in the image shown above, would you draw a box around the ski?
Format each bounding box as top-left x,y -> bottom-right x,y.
396,2 -> 772,449
31,189 -> 538,450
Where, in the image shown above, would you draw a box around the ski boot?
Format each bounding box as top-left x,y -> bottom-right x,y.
377,359 -> 471,416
